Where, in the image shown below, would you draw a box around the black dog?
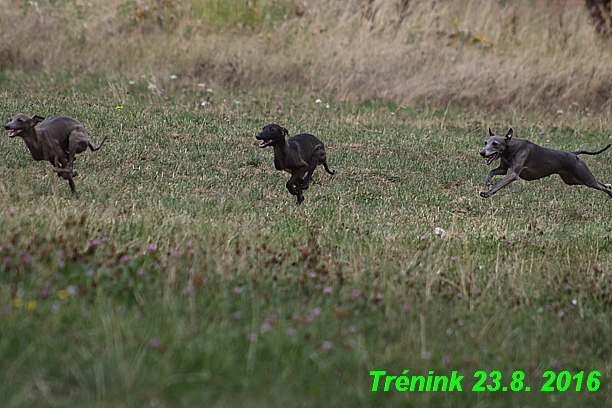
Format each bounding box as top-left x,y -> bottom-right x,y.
256,124 -> 335,204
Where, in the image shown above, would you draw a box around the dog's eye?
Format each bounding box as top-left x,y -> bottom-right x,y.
492,142 -> 498,146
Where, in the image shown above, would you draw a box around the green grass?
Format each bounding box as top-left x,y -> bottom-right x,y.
1,84 -> 612,407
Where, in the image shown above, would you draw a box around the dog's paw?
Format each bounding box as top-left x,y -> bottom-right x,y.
297,192 -> 305,205
286,184 -> 298,195
479,191 -> 490,198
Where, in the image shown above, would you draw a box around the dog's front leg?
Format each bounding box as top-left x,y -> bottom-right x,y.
67,174 -> 78,196
286,180 -> 298,195
485,164 -> 508,187
480,171 -> 520,198
296,189 -> 305,205
286,169 -> 306,195
286,168 -> 308,204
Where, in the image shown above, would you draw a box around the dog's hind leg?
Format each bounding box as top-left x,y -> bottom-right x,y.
56,157 -> 78,195
299,146 -> 325,192
584,180 -> 612,198
561,162 -> 612,198
67,131 -> 90,176
52,156 -> 77,194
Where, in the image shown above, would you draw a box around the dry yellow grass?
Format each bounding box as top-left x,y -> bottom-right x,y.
2,0 -> 612,112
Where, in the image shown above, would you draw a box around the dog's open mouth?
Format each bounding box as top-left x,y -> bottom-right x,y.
484,153 -> 498,165
259,139 -> 273,148
8,129 -> 22,138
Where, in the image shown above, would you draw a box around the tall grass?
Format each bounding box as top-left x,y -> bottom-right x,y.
2,0 -> 612,112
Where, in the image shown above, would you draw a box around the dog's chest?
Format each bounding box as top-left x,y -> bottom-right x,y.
274,155 -> 295,174
278,163 -> 296,174
273,146 -> 300,174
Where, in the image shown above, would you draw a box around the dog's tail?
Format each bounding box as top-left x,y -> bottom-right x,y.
323,162 -> 336,175
89,135 -> 108,152
573,143 -> 611,156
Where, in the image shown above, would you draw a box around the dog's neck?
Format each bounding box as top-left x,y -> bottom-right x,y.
501,138 -> 523,158
20,128 -> 48,161
272,138 -> 290,170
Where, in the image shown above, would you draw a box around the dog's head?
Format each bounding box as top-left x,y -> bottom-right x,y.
480,127 -> 513,165
256,123 -> 288,148
4,114 -> 45,138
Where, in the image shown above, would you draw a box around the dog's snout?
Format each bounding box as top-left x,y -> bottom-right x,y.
480,149 -> 486,157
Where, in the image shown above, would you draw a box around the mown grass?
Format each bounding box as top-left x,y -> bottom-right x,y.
1,83 -> 612,407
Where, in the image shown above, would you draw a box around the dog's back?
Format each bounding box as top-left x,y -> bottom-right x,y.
287,133 -> 324,161
38,116 -> 85,139
509,139 -> 594,181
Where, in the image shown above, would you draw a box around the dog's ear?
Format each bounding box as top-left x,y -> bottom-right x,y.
32,115 -> 45,125
505,127 -> 514,141
281,127 -> 288,136
488,127 -> 494,137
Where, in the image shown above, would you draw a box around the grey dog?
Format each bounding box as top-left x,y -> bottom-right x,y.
256,123 -> 335,204
5,113 -> 107,195
480,127 -> 612,198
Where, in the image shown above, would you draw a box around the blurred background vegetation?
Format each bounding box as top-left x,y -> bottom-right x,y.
2,0 -> 612,113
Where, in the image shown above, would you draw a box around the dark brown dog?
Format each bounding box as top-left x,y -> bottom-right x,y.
5,113 -> 107,195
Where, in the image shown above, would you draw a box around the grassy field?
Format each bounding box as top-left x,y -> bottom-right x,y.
1,83 -> 612,407
2,0 -> 612,407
